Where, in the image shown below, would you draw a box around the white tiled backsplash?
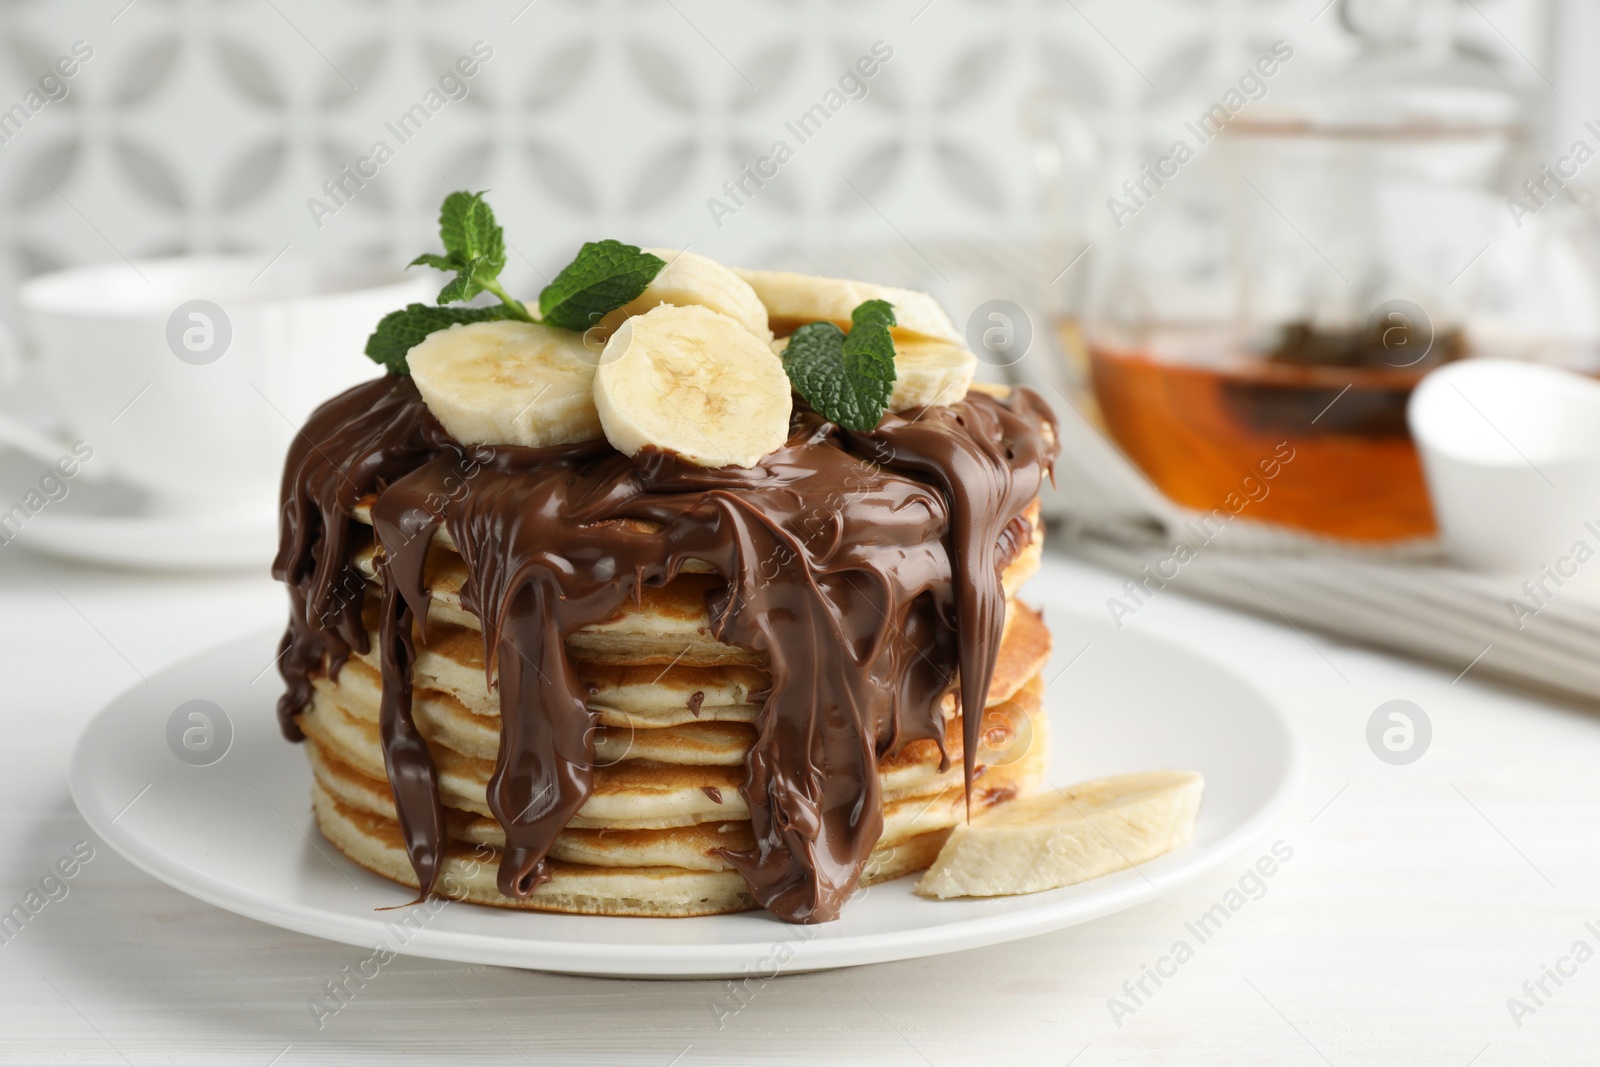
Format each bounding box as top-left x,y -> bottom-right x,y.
0,0 -> 1553,319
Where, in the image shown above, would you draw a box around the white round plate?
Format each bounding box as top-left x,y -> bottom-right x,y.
71,561 -> 1302,977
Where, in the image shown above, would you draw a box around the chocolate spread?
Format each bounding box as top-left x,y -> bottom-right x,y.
273,375 -> 1057,923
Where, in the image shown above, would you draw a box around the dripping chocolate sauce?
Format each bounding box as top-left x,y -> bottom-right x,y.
273,375 -> 1057,924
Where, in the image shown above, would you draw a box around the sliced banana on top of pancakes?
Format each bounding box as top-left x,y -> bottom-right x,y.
408,320 -> 603,449
595,304 -> 792,469
404,253 -> 986,467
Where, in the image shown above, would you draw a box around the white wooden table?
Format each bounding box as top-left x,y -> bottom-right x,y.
1,541 -> 1595,1066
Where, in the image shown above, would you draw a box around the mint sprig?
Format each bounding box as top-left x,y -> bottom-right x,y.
366,191 -> 536,373
537,240 -> 666,331
361,198 -> 672,375
781,299 -> 898,431
365,303 -> 519,375
407,190 -> 524,313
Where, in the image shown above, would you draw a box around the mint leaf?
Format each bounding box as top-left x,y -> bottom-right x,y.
782,322 -> 853,421
781,299 -> 898,431
408,252 -> 457,272
439,191 -> 504,269
364,303 -> 517,375
538,240 -> 666,331
435,255 -> 492,304
839,298 -> 897,411
407,191 -> 529,319
369,193 -> 542,373
849,298 -> 896,336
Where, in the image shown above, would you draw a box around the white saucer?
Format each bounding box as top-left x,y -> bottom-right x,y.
0,449 -> 276,570
70,561 -> 1302,977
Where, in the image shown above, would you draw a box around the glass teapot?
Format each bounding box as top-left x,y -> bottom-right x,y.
1041,0 -> 1600,543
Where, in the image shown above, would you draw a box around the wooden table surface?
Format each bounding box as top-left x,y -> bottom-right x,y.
2,543 -> 1595,1066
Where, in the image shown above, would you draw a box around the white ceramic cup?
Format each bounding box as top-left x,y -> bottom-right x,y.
1409,358 -> 1600,584
1,256 -> 432,513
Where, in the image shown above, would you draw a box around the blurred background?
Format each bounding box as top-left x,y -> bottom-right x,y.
4,0 -> 1600,697
0,0 -> 1559,304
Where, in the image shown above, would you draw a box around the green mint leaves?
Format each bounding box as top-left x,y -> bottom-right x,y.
781,299 -> 898,431
537,240 -> 666,331
365,303 -> 517,375
359,194 -> 689,380
408,190 -> 522,311
367,191 -> 534,373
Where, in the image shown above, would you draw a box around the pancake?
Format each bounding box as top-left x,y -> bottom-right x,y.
351,625 -> 768,728
312,658 -> 757,763
307,699 -> 1048,916
312,780 -> 954,916
306,700 -> 1046,865
297,668 -> 1047,829
336,596 -> 1050,729
347,500 -> 1045,668
300,695 -> 744,827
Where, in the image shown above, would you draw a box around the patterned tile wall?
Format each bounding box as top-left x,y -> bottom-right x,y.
0,0 -> 1552,320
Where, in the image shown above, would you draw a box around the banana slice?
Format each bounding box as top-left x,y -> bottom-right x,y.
889,337 -> 977,411
595,304 -> 792,468
771,334 -> 978,414
600,249 -> 771,342
734,268 -> 963,344
408,320 -> 602,448
915,771 -> 1204,899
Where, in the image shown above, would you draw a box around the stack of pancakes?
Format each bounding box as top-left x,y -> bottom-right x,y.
296,501 -> 1052,917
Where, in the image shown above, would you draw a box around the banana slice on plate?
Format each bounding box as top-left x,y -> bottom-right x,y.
600,249 -> 771,342
408,320 -> 603,448
915,771 -> 1204,899
771,334 -> 978,414
595,304 -> 792,469
735,268 -> 963,345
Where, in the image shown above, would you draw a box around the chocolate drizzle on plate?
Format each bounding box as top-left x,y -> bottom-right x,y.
274,375 -> 1057,924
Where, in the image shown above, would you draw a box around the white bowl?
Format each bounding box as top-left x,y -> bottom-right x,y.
1409,358 -> 1600,583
